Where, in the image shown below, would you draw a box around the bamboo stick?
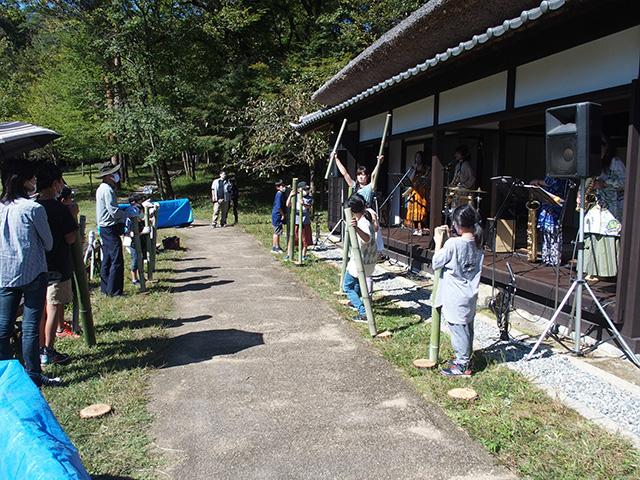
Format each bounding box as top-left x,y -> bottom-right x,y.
429,272 -> 442,363
70,215 -> 96,346
344,207 -> 377,336
287,178 -> 298,260
298,186 -> 303,264
325,118 -> 348,180
429,227 -> 447,362
144,206 -> 153,281
339,186 -> 354,290
371,113 -> 391,191
131,216 -> 146,292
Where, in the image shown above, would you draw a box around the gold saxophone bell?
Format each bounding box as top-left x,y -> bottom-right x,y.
526,194 -> 540,263
577,177 -> 596,211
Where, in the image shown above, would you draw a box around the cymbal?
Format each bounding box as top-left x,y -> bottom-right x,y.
448,186 -> 474,194
447,186 -> 487,194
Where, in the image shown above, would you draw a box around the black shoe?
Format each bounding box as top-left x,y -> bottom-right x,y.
33,374 -> 62,387
40,347 -> 70,366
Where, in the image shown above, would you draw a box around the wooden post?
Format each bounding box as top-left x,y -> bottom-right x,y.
344,207 -> 377,336
288,178 -> 298,260
325,118 -> 348,180
70,215 -> 96,346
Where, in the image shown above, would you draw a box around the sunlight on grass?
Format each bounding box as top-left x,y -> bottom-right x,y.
242,216 -> 640,480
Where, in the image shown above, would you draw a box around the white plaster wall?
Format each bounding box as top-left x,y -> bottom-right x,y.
439,72 -> 508,124
392,97 -> 435,134
515,26 -> 640,108
360,113 -> 389,142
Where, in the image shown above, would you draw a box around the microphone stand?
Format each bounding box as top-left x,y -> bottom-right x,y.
442,162 -> 454,225
380,166 -> 414,267
489,177 -> 522,296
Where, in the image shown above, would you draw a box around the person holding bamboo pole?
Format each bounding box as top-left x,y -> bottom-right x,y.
343,194 -> 377,323
432,204 -> 484,377
330,151 -> 384,205
285,181 -> 313,261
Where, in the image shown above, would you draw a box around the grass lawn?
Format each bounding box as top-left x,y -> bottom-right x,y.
38,165 -> 640,479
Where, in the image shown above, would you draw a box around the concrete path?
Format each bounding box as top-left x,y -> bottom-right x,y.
148,220 -> 516,479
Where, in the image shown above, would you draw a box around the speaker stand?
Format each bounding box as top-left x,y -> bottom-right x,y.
526,179 -> 640,368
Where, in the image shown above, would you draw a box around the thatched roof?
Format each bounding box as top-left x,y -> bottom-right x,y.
293,0 -> 569,130
312,0 -> 548,107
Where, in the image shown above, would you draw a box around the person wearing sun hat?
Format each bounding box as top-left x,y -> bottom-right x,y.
95,161 -> 136,296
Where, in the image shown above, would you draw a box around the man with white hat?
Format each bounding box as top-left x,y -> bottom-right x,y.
95,161 -> 135,296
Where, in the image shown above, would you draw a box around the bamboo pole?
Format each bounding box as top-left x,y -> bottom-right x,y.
70,215 -> 96,346
298,187 -> 303,264
150,208 -> 157,273
429,227 -> 447,362
339,186 -> 354,290
371,113 -> 391,191
144,206 -> 153,281
287,178 -> 298,260
325,118 -> 348,180
344,207 -> 377,336
131,216 -> 146,292
429,271 -> 442,363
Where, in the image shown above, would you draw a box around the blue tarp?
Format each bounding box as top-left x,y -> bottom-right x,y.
0,360 -> 91,480
155,199 -> 194,228
119,198 -> 194,228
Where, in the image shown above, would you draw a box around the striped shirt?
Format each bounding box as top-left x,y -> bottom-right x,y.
0,197 -> 53,288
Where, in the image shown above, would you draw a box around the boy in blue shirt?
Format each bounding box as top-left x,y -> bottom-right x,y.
271,180 -> 287,253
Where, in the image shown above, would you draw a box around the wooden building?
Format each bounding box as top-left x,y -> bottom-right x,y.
293,0 -> 640,353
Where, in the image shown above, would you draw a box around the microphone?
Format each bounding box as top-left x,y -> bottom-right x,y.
441,160 -> 455,171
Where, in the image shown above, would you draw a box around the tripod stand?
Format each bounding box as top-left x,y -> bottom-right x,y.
526,179 -> 640,368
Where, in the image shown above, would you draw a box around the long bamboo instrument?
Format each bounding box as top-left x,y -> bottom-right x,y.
324,118 -> 348,180
344,207 -> 377,336
70,215 -> 96,346
371,113 -> 391,191
287,178 -> 298,260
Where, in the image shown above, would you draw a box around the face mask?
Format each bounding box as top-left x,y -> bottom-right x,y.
221,174 -> 227,180
25,179 -> 37,198
112,173 -> 120,183
302,189 -> 309,196
54,181 -> 63,199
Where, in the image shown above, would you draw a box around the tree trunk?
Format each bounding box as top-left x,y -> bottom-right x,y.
182,151 -> 190,178
159,158 -> 174,199
153,165 -> 165,200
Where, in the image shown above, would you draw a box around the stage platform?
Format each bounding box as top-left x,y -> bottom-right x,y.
379,225 -> 624,348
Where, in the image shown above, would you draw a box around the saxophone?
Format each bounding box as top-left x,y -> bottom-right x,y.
576,177 -> 596,212
526,192 -> 540,262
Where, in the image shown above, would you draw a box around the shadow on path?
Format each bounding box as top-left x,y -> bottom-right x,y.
172,280 -> 233,293
165,329 -> 264,367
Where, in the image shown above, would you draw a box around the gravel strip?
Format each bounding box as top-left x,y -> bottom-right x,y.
310,242 -> 640,445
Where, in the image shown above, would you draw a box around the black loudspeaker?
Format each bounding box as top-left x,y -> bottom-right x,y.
545,102 -> 601,178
